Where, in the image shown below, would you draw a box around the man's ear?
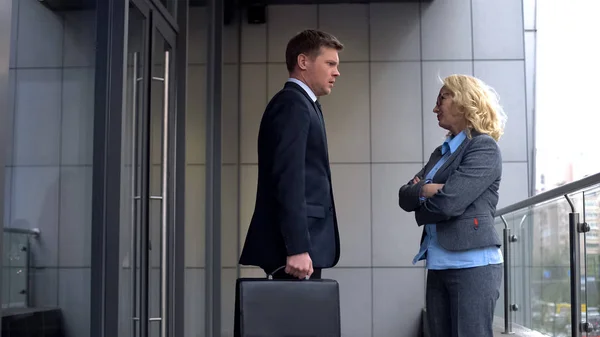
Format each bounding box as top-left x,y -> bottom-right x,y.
297,53 -> 308,70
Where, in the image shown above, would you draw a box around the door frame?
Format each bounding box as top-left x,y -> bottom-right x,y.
204,0 -> 224,336
91,1 -> 187,337
0,0 -> 13,335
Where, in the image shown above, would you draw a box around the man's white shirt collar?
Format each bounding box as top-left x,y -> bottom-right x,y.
287,78 -> 317,102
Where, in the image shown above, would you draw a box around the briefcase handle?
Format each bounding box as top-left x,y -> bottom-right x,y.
267,265 -> 311,280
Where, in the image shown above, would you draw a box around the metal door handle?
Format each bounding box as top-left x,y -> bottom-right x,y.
131,51 -> 140,333
159,50 -> 170,337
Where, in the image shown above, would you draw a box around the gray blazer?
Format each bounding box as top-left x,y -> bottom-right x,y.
398,131 -> 502,251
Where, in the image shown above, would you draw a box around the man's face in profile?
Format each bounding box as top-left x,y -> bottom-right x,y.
304,47 -> 340,97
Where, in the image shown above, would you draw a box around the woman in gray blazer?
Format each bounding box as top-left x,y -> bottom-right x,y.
399,74 -> 507,337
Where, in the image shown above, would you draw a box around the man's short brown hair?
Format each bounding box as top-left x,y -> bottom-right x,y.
285,29 -> 344,72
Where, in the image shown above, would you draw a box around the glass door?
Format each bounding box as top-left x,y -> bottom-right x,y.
120,1 -> 177,337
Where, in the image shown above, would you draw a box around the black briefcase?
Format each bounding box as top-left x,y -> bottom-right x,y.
233,268 -> 341,337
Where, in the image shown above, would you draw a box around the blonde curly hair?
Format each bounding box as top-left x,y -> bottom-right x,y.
441,74 -> 507,141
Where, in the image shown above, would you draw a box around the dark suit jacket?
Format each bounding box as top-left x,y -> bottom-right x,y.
239,81 -> 340,271
398,131 -> 502,252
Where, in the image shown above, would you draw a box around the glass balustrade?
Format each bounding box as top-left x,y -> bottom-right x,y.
496,175 -> 600,337
2,229 -> 37,309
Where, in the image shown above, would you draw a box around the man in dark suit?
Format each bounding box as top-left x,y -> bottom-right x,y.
239,30 -> 344,280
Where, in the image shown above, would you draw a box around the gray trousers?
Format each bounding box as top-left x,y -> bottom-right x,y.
426,263 -> 502,337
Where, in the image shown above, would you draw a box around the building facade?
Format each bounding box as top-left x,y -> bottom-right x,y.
0,0 -> 532,336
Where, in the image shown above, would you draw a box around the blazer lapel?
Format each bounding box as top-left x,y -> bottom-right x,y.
315,102 -> 332,176
284,82 -> 332,175
284,82 -> 323,123
315,101 -> 328,141
423,147 -> 444,178
433,136 -> 471,179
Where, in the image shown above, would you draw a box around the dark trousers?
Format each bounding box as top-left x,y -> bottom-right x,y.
426,263 -> 502,337
267,268 -> 322,280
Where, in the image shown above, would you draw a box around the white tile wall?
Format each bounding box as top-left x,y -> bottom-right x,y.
186,65 -> 207,165
472,0 -> 525,60
369,3 -> 421,62
420,0 -> 472,61
58,166 -> 92,267
370,61 -> 422,163
15,0 -> 63,68
330,164 -> 371,267
239,165 -> 258,251
241,11 -> 267,63
14,69 -> 62,166
373,268 -> 426,336
322,268 -> 373,337
6,0 -> 95,335
474,60 -> 528,162
63,11 -> 96,67
371,163 -> 425,267
58,269 -> 91,337
185,164 -> 206,268
223,65 -> 240,164
182,1 -> 529,336
61,67 -> 95,166
240,64 -> 267,164
499,162 -> 530,209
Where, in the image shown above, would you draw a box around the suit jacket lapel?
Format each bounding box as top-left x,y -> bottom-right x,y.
433,136 -> 470,179
284,82 -> 332,176
285,82 -> 325,117
284,82 -> 327,135
424,147 -> 444,178
314,102 -> 331,174
315,101 -> 328,142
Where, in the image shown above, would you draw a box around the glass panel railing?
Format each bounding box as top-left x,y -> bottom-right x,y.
1,228 -> 39,309
507,198 -> 581,336
495,173 -> 600,337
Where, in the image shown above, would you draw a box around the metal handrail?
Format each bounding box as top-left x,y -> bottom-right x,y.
3,227 -> 41,238
496,171 -> 600,217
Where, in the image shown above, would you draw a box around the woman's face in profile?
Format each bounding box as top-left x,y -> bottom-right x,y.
433,87 -> 467,135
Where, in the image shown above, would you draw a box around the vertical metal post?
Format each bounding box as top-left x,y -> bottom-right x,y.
502,227 -> 514,334
160,50 -> 170,337
500,216 -> 514,335
26,238 -> 31,307
569,211 -> 582,337
564,194 -> 593,337
130,51 -> 140,337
